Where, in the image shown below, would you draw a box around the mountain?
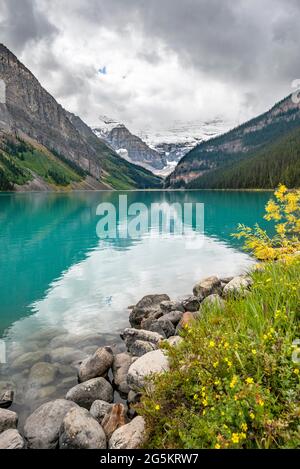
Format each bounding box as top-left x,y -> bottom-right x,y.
94,117 -> 167,172
0,44 -> 162,191
167,95 -> 300,188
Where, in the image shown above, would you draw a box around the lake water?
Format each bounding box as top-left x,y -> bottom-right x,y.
0,190 -> 271,423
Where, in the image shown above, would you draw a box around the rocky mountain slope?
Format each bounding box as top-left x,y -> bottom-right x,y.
167,95 -> 300,188
0,44 -> 162,191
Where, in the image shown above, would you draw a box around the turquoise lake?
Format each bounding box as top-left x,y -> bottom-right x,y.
0,190 -> 271,421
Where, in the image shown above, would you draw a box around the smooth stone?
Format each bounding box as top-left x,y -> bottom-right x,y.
11,351 -> 47,370
129,340 -> 156,357
56,376 -> 78,390
220,276 -> 234,284
78,346 -> 114,383
147,322 -> 167,338
25,385 -> 57,402
160,300 -> 184,313
121,328 -> 164,349
200,294 -> 226,311
49,347 -> 87,365
193,276 -> 221,298
102,403 -> 128,439
179,295 -> 202,312
109,416 -> 146,449
59,406 -> 106,449
28,362 -> 57,387
129,294 -> 170,327
166,336 -> 183,347
90,400 -> 114,424
24,399 -> 78,449
156,318 -> 176,338
160,310 -> 183,325
223,276 -> 252,297
0,429 -> 24,449
66,377 -> 113,409
127,350 -> 169,391
0,408 -> 18,432
0,389 -> 14,408
49,333 -> 103,350
112,353 -> 133,395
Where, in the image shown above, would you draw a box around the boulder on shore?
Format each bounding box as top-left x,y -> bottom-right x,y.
223,276 -> 252,297
0,408 -> 18,433
127,349 -> 169,391
129,294 -> 170,327
78,346 -> 114,382
193,276 -> 221,298
112,353 -> 132,395
0,390 -> 14,409
129,340 -> 156,357
200,294 -> 226,311
121,328 -> 164,349
102,403 -> 128,439
0,429 -> 24,449
90,400 -> 114,424
59,406 -> 107,449
66,377 -> 113,409
109,416 -> 146,449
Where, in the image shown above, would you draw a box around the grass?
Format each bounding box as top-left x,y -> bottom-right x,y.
137,257 -> 300,449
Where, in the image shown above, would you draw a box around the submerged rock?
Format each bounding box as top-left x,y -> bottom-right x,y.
66,377 -> 113,409
11,351 -> 47,370
109,416 -> 146,449
59,406 -> 106,449
49,347 -> 87,365
28,362 -> 57,387
102,403 -> 128,439
129,294 -> 169,327
0,408 -> 18,433
193,276 -> 221,298
112,353 -> 132,395
78,346 -> 114,382
24,399 -> 78,449
0,429 -> 24,449
127,349 -> 169,391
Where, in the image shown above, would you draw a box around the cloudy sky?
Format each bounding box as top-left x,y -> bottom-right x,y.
1,0 -> 300,132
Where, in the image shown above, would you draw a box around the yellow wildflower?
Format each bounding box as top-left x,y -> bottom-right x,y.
241,423 -> 248,432
209,340 -> 215,348
293,368 -> 299,375
230,376 -> 238,389
246,377 -> 254,385
251,349 -> 257,355
231,433 -> 240,444
249,412 -> 255,420
155,404 -> 160,411
213,361 -> 219,368
215,443 -> 221,449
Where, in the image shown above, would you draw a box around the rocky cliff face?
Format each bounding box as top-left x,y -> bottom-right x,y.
167,95 -> 300,187
94,124 -> 166,171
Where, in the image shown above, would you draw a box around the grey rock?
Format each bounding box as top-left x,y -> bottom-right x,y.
121,328 -> 164,349
78,346 -> 114,382
127,390 -> 142,405
160,310 -> 183,325
109,416 -> 146,449
0,429 -> 24,449
0,408 -> 18,433
200,294 -> 226,311
220,276 -> 234,284
179,295 -> 202,312
160,300 -> 184,313
129,294 -> 170,327
223,276 -> 252,297
0,389 -> 14,408
59,406 -> 106,449
112,353 -> 132,395
28,362 -> 57,387
156,318 -> 176,338
129,340 -> 156,357
193,276 -> 221,298
90,400 -> 114,424
127,350 -> 169,391
24,399 -> 78,449
66,377 -> 113,409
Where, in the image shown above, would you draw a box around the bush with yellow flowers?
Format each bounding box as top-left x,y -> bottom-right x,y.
136,187 -> 300,449
233,185 -> 300,260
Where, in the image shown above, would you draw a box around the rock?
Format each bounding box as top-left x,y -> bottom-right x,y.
90,400 -> 114,424
193,276 -> 221,298
127,349 -> 169,391
112,353 -> 132,395
220,276 -> 234,284
49,347 -> 87,365
49,333 -> 103,350
129,340 -> 156,357
24,399 -> 78,449
127,390 -> 142,405
129,294 -> 170,327
28,362 -> 57,387
0,390 -> 14,408
147,321 -> 167,338
160,300 -> 184,313
66,377 -> 113,409
102,403 -> 128,439
223,276 -> 252,297
200,294 -> 226,311
59,406 -> 106,449
78,346 -> 114,383
11,351 -> 47,370
179,295 -> 202,312
109,416 -> 146,449
176,312 -> 196,333
25,385 -> 57,403
0,408 -> 18,433
0,429 -> 24,449
121,328 -> 164,349
166,336 -> 183,347
156,318 -> 176,338
160,310 -> 183,325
